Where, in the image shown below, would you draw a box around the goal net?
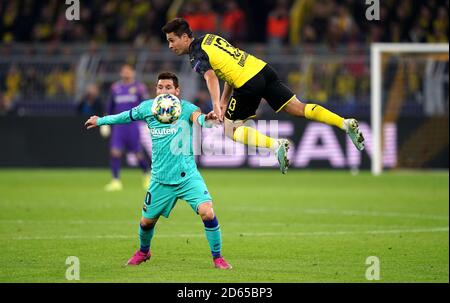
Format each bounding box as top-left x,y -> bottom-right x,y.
370,43 -> 449,175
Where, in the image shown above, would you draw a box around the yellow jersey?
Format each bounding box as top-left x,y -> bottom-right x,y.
189,34 -> 267,89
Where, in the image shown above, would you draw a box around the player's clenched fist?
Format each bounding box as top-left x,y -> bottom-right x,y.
205,111 -> 218,121
85,116 -> 99,129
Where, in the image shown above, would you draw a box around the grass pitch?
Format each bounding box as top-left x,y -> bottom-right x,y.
0,169 -> 448,282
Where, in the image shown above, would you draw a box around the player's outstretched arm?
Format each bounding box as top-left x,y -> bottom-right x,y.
203,69 -> 223,122
85,110 -> 136,130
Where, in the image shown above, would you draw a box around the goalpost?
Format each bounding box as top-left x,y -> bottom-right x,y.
370,43 -> 449,175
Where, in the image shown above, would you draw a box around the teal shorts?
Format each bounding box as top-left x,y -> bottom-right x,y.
142,173 -> 212,219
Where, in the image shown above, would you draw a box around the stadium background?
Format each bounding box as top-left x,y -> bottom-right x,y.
0,0 -> 448,170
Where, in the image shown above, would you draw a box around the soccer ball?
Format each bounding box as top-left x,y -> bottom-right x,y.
151,93 -> 182,123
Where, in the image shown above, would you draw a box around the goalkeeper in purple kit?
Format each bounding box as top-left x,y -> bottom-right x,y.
104,63 -> 150,191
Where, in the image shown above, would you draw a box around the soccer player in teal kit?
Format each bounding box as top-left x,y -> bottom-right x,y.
84,72 -> 231,269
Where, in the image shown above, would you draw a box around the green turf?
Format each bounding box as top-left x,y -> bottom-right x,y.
0,169 -> 448,282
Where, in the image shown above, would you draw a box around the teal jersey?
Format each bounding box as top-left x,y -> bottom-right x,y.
97,99 -> 200,185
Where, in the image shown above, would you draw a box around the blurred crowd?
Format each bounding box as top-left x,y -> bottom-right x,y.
298,0 -> 448,46
0,0 -> 448,115
0,63 -> 76,113
1,0 -> 448,45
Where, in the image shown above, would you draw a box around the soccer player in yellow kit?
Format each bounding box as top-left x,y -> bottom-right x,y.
162,18 -> 365,174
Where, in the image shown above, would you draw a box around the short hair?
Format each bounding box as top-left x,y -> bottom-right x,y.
162,18 -> 193,38
121,63 -> 135,70
157,72 -> 179,88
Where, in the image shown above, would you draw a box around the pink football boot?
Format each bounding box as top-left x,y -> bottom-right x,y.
126,250 -> 151,266
213,257 -> 232,269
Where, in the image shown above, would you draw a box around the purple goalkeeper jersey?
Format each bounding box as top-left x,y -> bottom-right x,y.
107,81 -> 149,114
107,81 -> 149,152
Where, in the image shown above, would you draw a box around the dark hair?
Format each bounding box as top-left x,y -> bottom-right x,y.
162,18 -> 193,38
121,63 -> 135,70
157,72 -> 179,88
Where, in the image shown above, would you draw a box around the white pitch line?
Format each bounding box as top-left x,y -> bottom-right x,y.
1,209 -> 447,225
2,227 -> 448,241
228,207 -> 449,221
0,219 -> 430,229
240,227 -> 449,237
302,209 -> 449,221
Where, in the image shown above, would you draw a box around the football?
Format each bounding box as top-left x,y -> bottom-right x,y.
151,93 -> 182,124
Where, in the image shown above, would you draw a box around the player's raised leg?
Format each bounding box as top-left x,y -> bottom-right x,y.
282,97 -> 365,151
224,118 -> 290,174
197,202 -> 232,269
127,217 -> 157,265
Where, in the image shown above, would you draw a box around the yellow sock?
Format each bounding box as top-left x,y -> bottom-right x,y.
304,104 -> 345,130
233,126 -> 278,150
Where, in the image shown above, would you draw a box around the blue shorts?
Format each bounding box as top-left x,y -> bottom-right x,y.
142,173 -> 212,219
